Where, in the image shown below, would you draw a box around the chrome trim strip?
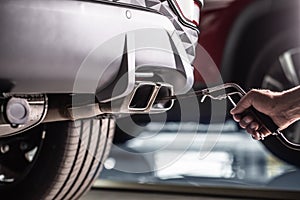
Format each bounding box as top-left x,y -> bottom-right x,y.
167,0 -> 201,32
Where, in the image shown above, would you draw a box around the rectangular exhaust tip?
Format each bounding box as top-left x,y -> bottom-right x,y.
129,83 -> 156,110
152,84 -> 174,111
128,82 -> 174,113
100,82 -> 174,114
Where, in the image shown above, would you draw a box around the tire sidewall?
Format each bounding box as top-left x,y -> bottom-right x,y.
245,28 -> 300,167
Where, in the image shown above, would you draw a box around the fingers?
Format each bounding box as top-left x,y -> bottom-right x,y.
234,114 -> 269,140
230,89 -> 275,140
230,96 -> 252,115
232,113 -> 260,139
245,122 -> 261,140
230,90 -> 257,115
239,115 -> 254,128
232,114 -> 242,122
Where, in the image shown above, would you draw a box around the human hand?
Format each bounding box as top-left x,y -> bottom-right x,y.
230,89 -> 284,140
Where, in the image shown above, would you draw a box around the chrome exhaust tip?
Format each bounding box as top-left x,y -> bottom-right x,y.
151,83 -> 174,112
99,81 -> 174,114
128,82 -> 157,111
64,82 -> 175,121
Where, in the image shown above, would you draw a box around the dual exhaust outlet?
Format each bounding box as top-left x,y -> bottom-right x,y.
0,81 -> 174,137
99,81 -> 175,114
69,81 -> 175,120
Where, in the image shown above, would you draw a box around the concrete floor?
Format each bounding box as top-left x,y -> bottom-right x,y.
81,189 -> 243,200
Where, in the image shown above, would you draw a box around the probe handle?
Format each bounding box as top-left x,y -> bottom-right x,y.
246,106 -> 279,134
225,83 -> 279,137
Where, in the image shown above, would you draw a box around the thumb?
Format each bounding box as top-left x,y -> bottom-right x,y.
230,92 -> 254,115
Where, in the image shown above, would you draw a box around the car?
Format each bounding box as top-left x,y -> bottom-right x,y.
0,0 -> 202,199
194,0 -> 300,167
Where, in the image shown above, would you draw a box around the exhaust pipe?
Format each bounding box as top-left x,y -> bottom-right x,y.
0,82 -> 174,136
99,81 -> 174,114
0,82 -> 174,127
66,82 -> 174,120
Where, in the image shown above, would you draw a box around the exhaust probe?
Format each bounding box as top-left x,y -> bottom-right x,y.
156,83 -> 300,151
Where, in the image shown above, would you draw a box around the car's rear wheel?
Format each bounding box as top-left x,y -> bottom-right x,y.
246,29 -> 300,167
0,117 -> 115,200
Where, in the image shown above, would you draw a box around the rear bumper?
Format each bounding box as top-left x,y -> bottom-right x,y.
0,0 -> 194,100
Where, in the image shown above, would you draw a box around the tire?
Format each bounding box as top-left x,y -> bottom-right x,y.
245,29 -> 300,167
113,115 -> 149,144
0,117 -> 115,200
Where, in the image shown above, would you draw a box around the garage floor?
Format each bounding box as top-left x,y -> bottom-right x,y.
81,189 -> 244,200
81,121 -> 299,200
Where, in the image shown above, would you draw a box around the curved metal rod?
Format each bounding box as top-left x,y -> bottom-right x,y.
221,84 -> 300,150
276,132 -> 300,151
158,83 -> 300,150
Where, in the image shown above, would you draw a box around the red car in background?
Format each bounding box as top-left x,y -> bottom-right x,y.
193,0 -> 300,167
